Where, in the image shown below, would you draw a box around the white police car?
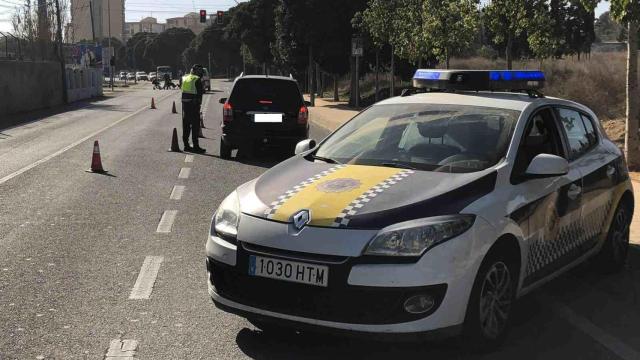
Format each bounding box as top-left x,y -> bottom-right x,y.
206,69 -> 633,348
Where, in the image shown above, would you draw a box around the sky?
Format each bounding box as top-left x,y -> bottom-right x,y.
0,0 -> 612,36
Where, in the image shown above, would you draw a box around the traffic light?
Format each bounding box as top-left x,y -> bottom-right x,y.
216,11 -> 224,24
199,10 -> 207,23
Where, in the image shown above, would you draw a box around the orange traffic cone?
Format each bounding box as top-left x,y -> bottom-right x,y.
171,101 -> 177,114
150,97 -> 156,109
86,140 -> 106,173
168,128 -> 181,152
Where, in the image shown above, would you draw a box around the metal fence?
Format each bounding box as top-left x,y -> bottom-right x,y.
0,33 -> 64,62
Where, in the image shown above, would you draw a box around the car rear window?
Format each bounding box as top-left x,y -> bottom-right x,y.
229,78 -> 302,111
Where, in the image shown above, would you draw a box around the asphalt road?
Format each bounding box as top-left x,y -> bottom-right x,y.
1,79 -> 640,359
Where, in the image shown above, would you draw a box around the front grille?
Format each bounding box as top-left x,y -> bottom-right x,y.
208,245 -> 447,325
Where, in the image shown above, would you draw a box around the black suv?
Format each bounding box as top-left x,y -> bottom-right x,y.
218,75 -> 310,159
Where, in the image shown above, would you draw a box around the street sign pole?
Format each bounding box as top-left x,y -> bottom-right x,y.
352,36 -> 363,108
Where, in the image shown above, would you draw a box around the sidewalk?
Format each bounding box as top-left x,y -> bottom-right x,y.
305,95 -> 359,132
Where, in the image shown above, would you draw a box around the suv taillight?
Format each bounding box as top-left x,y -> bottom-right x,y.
298,105 -> 308,125
223,102 -> 233,123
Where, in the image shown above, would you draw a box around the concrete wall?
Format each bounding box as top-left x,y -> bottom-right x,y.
0,60 -> 64,117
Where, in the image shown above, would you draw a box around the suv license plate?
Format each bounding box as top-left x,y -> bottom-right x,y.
254,113 -> 283,123
248,255 -> 328,287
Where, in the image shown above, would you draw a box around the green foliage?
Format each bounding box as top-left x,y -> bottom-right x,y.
484,0 -> 528,46
527,1 -> 560,61
595,11 -> 625,41
421,0 -> 479,67
225,0 -> 278,66
609,0 -> 640,23
362,0 -> 399,48
144,28 -> 195,71
391,0 -> 429,63
125,32 -> 157,71
189,24 -> 241,74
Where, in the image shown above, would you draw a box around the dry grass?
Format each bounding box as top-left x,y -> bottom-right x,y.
449,53 -> 626,121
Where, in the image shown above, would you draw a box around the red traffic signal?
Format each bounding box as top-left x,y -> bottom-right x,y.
216,10 -> 224,24
199,10 -> 207,23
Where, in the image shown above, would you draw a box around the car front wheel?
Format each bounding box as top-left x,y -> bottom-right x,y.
596,201 -> 631,272
464,248 -> 517,350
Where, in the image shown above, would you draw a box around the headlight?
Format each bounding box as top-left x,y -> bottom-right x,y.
364,215 -> 475,257
214,191 -> 240,238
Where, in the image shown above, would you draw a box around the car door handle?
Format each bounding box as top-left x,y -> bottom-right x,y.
606,165 -> 616,178
567,184 -> 582,200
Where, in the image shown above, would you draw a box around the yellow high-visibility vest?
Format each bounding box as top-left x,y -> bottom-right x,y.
181,74 -> 199,94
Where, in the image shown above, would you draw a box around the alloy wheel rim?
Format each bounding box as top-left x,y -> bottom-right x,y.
611,208 -> 629,262
479,261 -> 512,339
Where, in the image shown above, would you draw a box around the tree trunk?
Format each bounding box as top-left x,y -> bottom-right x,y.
349,56 -> 357,106
506,33 -> 513,70
375,48 -> 380,103
626,21 -> 640,169
445,48 -> 450,69
390,44 -> 395,97
333,74 -> 339,101
309,46 -> 315,106
316,63 -> 321,97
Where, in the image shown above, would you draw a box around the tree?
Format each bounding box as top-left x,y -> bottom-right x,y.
484,0 -> 528,69
126,32 -> 156,71
595,11 -> 624,42
422,0 -> 479,69
188,23 -> 241,76
362,0 -> 400,97
598,0 -> 640,169
144,28 -> 195,72
527,0 -> 560,64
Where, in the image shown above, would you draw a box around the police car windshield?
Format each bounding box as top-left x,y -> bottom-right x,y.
314,103 -> 519,173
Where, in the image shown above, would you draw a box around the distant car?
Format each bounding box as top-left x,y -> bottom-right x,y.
136,71 -> 148,81
149,72 -> 157,81
202,67 -> 211,92
207,69 -> 634,349
157,66 -> 172,81
218,74 -> 309,159
119,71 -> 127,80
127,72 -> 136,80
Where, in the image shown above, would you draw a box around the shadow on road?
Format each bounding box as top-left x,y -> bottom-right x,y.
232,245 -> 640,359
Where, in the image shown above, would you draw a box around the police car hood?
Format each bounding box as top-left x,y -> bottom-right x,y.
238,156 -> 497,230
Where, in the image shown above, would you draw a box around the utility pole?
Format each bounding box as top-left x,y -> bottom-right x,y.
54,0 -> 68,103
108,0 -> 113,90
89,0 -> 96,42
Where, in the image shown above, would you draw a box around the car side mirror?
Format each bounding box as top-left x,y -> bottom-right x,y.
219,98 -> 227,104
525,154 -> 569,178
304,100 -> 312,107
295,139 -> 317,155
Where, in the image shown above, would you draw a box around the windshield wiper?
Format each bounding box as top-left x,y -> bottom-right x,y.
381,162 -> 416,170
309,154 -> 341,164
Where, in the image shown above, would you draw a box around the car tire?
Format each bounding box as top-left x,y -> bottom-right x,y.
463,246 -> 518,351
219,140 -> 232,159
596,201 -> 631,273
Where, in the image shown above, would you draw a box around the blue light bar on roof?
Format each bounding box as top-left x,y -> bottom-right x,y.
411,69 -> 545,92
489,70 -> 545,81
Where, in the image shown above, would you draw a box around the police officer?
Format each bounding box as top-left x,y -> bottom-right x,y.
181,64 -> 206,153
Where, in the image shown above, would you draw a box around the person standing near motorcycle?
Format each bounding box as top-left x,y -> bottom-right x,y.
181,64 -> 206,153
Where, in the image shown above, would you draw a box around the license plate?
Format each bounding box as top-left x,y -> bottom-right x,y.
254,113 -> 283,123
248,255 -> 328,287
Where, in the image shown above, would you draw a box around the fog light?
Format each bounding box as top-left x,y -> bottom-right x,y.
404,294 -> 435,314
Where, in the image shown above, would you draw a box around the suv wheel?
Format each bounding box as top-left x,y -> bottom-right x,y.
464,248 -> 517,350
219,141 -> 232,159
596,202 -> 630,272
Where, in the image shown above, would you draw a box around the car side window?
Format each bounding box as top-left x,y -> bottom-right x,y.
556,108 -> 593,160
512,108 -> 564,180
580,113 -> 598,148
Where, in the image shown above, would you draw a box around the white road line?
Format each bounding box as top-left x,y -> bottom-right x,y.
170,185 -> 185,200
0,92 -> 175,186
178,167 -> 191,179
129,256 -> 164,300
105,339 -> 139,358
156,210 -> 177,233
184,154 -> 194,163
546,296 -> 640,360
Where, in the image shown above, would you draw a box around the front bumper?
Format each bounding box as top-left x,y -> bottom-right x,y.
205,214 -> 494,334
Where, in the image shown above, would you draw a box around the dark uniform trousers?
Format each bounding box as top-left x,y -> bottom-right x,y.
182,100 -> 201,148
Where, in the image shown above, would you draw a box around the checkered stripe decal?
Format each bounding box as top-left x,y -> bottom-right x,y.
331,170 -> 415,228
264,165 -> 346,218
525,200 -> 611,277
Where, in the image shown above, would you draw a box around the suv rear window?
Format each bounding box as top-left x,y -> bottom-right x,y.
229,78 -> 302,111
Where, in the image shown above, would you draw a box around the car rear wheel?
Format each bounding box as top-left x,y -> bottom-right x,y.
596,202 -> 630,273
220,140 -> 232,159
463,248 -> 517,351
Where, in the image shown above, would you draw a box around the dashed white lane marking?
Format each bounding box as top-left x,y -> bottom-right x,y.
105,339 -> 139,358
546,296 -> 640,360
129,256 -> 164,300
0,92 -> 174,186
170,185 -> 185,200
178,167 -> 191,179
184,154 -> 194,163
156,210 -> 178,233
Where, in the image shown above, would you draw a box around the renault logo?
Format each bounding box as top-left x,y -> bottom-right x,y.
292,209 -> 311,230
